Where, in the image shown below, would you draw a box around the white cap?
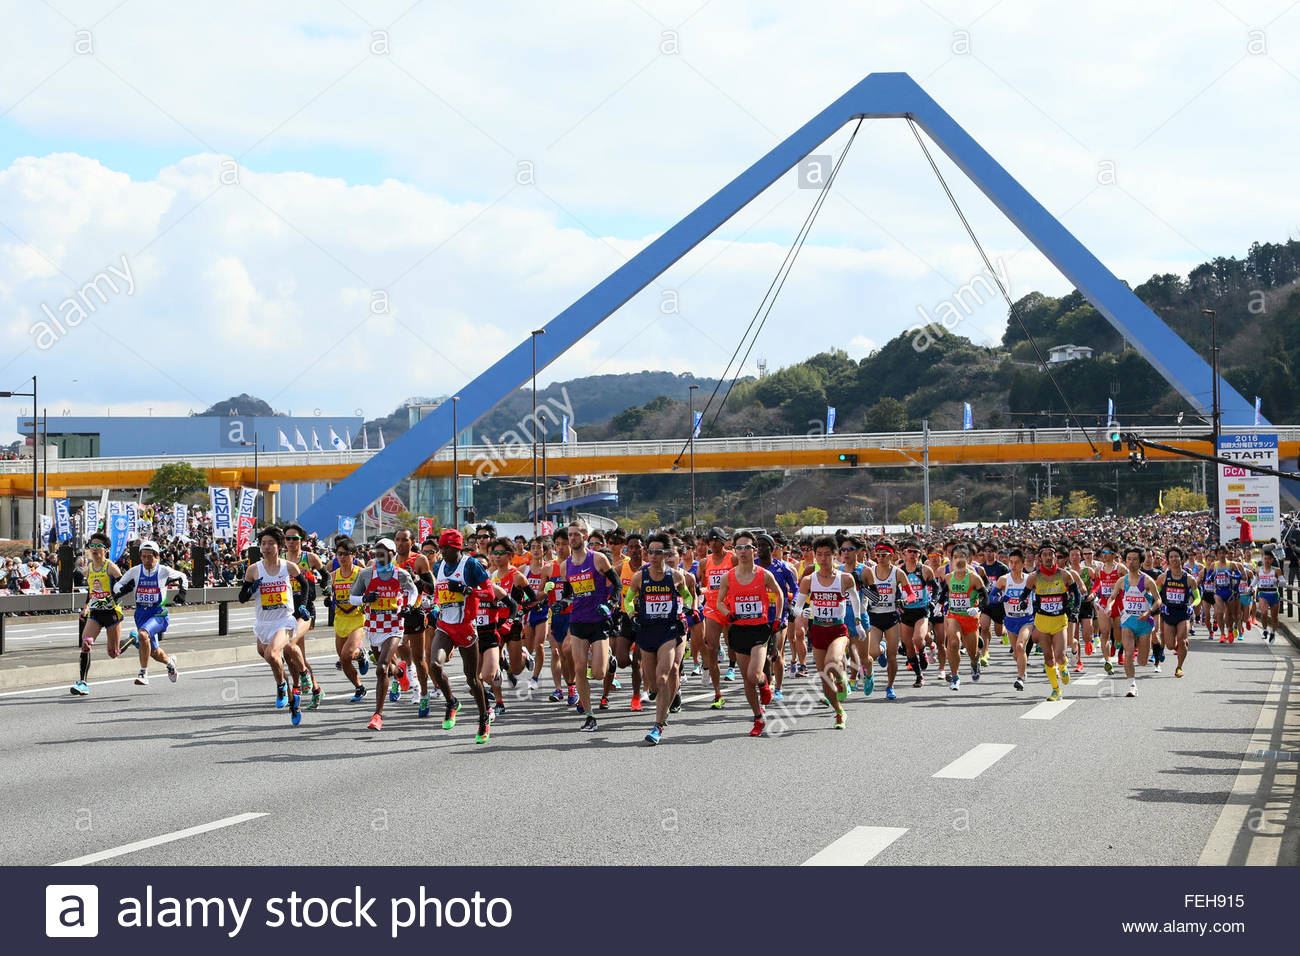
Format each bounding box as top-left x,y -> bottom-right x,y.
374,537 -> 397,554
139,540 -> 161,554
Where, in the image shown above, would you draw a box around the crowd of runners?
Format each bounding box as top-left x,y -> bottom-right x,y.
67,514 -> 1291,745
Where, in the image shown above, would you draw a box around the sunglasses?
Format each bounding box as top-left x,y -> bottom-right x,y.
285,535 -> 301,540
734,544 -> 755,551
491,550 -> 510,556
647,548 -> 667,556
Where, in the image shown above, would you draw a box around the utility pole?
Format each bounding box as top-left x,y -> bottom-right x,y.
922,418 -> 931,532
1203,308 -> 1221,542
1045,463 -> 1053,501
1115,467 -> 1120,514
1031,475 -> 1041,502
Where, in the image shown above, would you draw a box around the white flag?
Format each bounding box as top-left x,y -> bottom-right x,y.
329,427 -> 346,451
125,502 -> 139,541
311,429 -> 323,452
345,428 -> 352,448
278,429 -> 294,452
84,500 -> 100,538
172,503 -> 188,539
294,428 -> 309,451
362,427 -> 370,451
378,427 -> 386,450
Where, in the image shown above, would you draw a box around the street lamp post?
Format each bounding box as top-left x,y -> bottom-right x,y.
531,329 -> 546,536
688,384 -> 699,531
1203,308 -> 1221,543
0,376 -> 38,551
238,431 -> 260,519
451,397 -> 460,530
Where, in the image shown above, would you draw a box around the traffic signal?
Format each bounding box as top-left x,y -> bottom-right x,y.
837,453 -> 858,467
463,506 -> 477,523
1128,447 -> 1147,472
1109,422 -> 1121,451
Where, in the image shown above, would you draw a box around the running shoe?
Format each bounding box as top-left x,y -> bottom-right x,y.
1084,639 -> 1094,656
1046,688 -> 1061,702
357,653 -> 369,676
1174,666 -> 1184,678
748,718 -> 765,737
598,696 -> 609,711
630,695 -> 643,712
885,686 -> 897,701
580,715 -> 598,732
290,689 -> 302,726
836,684 -> 848,702
772,689 -> 784,703
691,663 -> 703,677
367,713 -> 383,731
388,678 -> 400,702
397,665 -> 411,693
134,669 -> 149,686
1074,660 -> 1084,674
1267,631 -> 1276,645
123,630 -> 139,651
566,687 -> 578,707
759,683 -> 773,706
476,720 -> 490,744
1126,682 -> 1138,698
645,723 -> 662,745
506,669 -> 518,688
299,672 -> 312,696
876,653 -> 887,668
796,662 -> 808,677
350,685 -> 367,703
710,696 -> 725,710
950,674 -> 961,691
979,653 -> 990,667
167,658 -> 179,683
493,702 -> 506,720
1013,676 -> 1024,692
1103,658 -> 1114,675
610,677 -> 623,691
862,674 -> 874,697
418,695 -> 430,718
971,666 -> 981,683
528,676 -> 540,691
724,667 -> 736,682
912,675 -> 923,688
548,688 -> 565,702
1001,632 -> 1010,645
1153,662 -> 1162,674
833,713 -> 846,730
442,699 -> 460,730
670,692 -> 683,713
310,687 -> 324,710
1059,667 -> 1069,686
70,680 -> 89,696
575,702 -> 585,715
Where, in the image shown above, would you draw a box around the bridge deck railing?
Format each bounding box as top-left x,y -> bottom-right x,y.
0,586 -> 243,656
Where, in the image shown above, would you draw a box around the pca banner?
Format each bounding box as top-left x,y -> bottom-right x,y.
209,487 -> 235,540
54,498 -> 73,543
235,488 -> 258,553
417,516 -> 434,543
1217,434 -> 1280,543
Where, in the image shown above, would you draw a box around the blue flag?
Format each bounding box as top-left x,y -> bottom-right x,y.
962,402 -> 973,430
109,513 -> 130,561
692,410 -> 703,439
826,406 -> 836,436
1254,396 -> 1262,426
54,498 -> 73,543
337,515 -> 356,536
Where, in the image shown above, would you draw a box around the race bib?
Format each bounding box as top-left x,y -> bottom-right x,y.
260,581 -> 289,608
1164,585 -> 1186,605
571,574 -> 595,596
1036,595 -> 1062,614
735,598 -> 764,618
474,610 -> 492,627
708,570 -> 725,590
1123,594 -> 1148,615
645,598 -> 673,618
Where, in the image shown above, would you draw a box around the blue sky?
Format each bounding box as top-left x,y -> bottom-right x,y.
2,0 -> 1298,440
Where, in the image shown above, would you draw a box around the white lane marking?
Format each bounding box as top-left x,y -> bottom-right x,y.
1200,639 -> 1298,866
802,826 -> 908,866
933,743 -> 1016,779
0,655 -> 334,698
1072,676 -> 1104,686
1021,699 -> 1075,720
53,812 -> 268,866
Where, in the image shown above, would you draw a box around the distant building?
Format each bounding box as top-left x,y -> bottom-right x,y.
1047,344 -> 1094,364
405,399 -> 474,528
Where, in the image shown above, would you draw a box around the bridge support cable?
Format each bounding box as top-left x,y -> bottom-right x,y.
906,117 -> 1099,457
671,118 -> 864,467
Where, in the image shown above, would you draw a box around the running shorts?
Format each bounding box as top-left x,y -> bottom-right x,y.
88,607 -> 122,629
808,622 -> 848,651
1159,607 -> 1190,625
527,606 -> 549,626
1122,616 -> 1154,637
1032,613 -> 1068,636
953,613 -> 980,636
868,610 -> 901,631
1259,591 -> 1279,606
569,620 -> 608,643
636,622 -> 683,653
476,624 -> 501,652
551,614 -> 570,643
1005,615 -> 1034,636
900,606 -> 928,626
728,623 -> 771,655
983,603 -> 1005,623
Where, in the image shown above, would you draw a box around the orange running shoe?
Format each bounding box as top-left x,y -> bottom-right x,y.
629,695 -> 643,712
748,718 -> 765,737
367,713 -> 383,731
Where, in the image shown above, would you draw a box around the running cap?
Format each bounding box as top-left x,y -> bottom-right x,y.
374,537 -> 398,554
437,529 -> 465,549
139,540 -> 161,554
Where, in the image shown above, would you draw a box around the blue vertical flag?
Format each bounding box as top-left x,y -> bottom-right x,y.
692,411 -> 703,439
109,513 -> 130,560
962,402 -> 973,431
337,515 -> 355,536
826,406 -> 836,436
1254,396 -> 1262,426
54,498 -> 73,542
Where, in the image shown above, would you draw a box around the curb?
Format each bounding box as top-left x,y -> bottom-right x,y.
0,635 -> 338,691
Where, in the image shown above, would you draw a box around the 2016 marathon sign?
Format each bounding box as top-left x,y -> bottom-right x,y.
10,868 -> 1297,953
1216,434 -> 1280,543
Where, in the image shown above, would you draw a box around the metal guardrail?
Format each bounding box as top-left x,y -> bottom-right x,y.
1,426 -> 1297,475
0,586 -> 243,656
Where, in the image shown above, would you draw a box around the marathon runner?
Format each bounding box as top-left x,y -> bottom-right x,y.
626,531 -> 688,744
112,540 -> 185,689
284,524 -> 325,709
328,535 -> 369,703
70,532 -> 124,696
699,527 -> 735,705
238,526 -> 310,725
561,518 -> 621,732
1156,546 -> 1198,679
793,535 -> 863,729
716,529 -> 784,736
1111,546 -> 1162,698
394,528 -> 432,710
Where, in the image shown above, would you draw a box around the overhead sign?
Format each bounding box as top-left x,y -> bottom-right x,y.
1217,434 -> 1279,543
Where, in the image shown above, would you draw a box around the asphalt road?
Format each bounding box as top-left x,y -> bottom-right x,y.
2,623 -> 1295,867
